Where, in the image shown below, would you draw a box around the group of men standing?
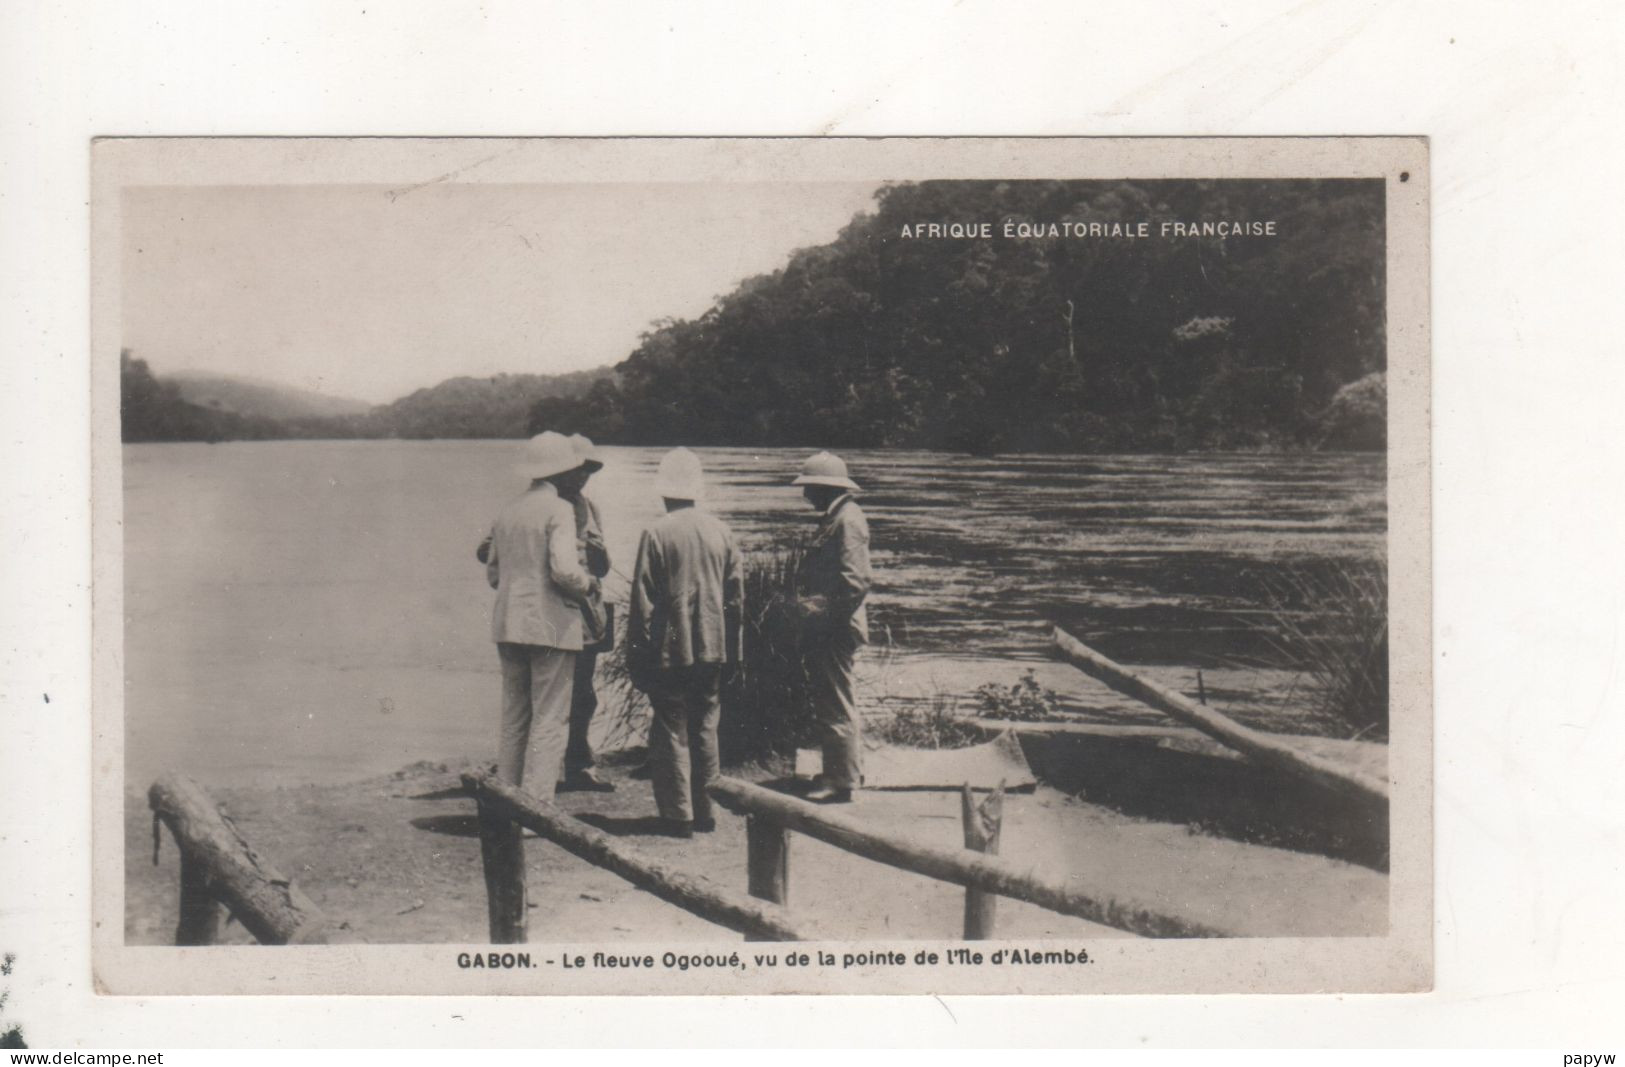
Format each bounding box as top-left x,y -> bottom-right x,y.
479,431 -> 872,838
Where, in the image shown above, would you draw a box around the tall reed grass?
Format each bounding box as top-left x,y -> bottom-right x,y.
1260,557 -> 1389,740
598,541 -> 821,767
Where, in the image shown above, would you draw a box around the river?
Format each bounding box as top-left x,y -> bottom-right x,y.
121,441 -> 1384,787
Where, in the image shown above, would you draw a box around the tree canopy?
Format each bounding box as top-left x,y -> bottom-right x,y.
546,179 -> 1385,452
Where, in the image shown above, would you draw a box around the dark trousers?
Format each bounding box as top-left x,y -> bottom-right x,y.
563,650 -> 600,775
646,664 -> 723,823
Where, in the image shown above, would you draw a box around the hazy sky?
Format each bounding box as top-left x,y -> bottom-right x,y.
122,181 -> 881,403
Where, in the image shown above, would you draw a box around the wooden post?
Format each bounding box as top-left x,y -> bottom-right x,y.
744,814 -> 790,942
475,793 -> 528,945
464,773 -> 815,942
175,851 -> 223,946
148,773 -> 330,945
708,776 -> 1233,938
960,781 -> 1005,940
1051,627 -> 1389,813
745,815 -> 790,904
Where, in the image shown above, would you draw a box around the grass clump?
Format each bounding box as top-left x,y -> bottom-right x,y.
873,668 -> 1073,750
973,669 -> 1072,723
1259,557 -> 1389,740
873,669 -> 1071,750
870,694 -> 986,750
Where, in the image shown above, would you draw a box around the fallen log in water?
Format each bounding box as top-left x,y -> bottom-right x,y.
463,773 -> 817,942
148,773 -> 330,945
1050,627 -> 1389,815
970,716 -> 1390,869
708,776 -> 1234,938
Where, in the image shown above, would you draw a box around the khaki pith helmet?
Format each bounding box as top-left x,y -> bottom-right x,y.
791,451 -> 859,492
514,431 -> 584,480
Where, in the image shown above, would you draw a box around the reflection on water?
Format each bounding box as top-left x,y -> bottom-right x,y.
122,442 -> 1383,786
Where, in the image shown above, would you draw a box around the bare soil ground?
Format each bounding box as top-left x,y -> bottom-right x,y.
126,753 -> 1385,947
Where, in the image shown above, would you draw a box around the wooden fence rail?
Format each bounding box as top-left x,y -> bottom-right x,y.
148,773 -> 330,946
1051,626 -> 1390,817
707,776 -> 1233,939
462,773 -> 818,943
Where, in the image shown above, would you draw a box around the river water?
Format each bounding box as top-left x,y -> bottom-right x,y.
121,441 -> 1384,787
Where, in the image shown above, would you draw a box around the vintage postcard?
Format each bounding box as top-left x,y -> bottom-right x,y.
91,136 -> 1430,995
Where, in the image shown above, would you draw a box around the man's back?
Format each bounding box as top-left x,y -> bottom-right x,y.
489,483 -> 591,648
630,507 -> 743,669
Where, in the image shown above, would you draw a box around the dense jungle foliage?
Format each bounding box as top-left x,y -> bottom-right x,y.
583,179 -> 1386,453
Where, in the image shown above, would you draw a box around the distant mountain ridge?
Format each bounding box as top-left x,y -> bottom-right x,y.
121,352 -> 616,442
168,371 -> 373,420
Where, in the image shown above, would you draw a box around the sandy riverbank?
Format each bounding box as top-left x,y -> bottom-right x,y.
126,752 -> 1387,946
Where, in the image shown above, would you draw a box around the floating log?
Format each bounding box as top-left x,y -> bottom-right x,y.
463,773 -> 815,942
960,781 -> 1004,940
1051,627 -> 1389,814
148,773 -> 330,945
707,777 -> 1233,938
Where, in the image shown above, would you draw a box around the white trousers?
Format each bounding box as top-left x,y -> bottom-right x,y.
496,642 -> 576,792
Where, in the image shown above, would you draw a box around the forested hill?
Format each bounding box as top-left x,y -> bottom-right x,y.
365,369 -> 608,438
123,179 -> 1387,451
545,179 -> 1387,452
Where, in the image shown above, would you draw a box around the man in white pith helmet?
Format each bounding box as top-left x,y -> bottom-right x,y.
480,431 -> 602,790
789,451 -> 872,804
627,448 -> 744,837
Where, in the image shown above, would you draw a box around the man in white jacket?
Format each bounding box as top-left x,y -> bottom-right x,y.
482,431 -> 601,790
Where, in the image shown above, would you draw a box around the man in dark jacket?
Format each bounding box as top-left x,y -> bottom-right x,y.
560,434 -> 615,792
628,448 -> 745,836
789,451 -> 872,803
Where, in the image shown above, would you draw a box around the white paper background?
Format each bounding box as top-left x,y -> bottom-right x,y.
2,0 -> 1622,1048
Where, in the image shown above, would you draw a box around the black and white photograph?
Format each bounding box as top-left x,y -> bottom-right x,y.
90,137 -> 1430,995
